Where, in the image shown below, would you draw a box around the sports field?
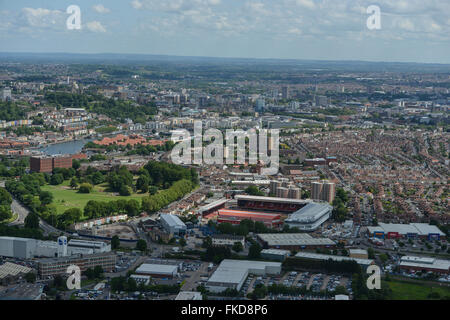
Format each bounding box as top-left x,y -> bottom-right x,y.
41,181 -> 148,215
384,279 -> 450,300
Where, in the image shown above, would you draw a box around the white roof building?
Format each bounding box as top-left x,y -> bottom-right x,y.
206,259 -> 281,293
135,264 -> 178,277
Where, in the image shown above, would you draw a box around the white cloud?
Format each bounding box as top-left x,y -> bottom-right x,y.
20,7 -> 65,29
86,21 -> 107,33
93,4 -> 111,14
131,1 -> 143,9
295,0 -> 315,10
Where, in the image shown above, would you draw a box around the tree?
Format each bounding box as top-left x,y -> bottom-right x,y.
202,236 -> 212,248
136,175 -> 150,193
0,205 -> 12,221
119,185 -> 131,196
232,241 -> 243,253
93,266 -> 104,279
245,185 -> 264,196
367,247 -> 375,259
39,191 -> 53,205
179,238 -> 186,248
248,243 -> 262,259
136,239 -> 147,252
72,159 -> 81,170
50,174 -> 64,185
111,235 -> 120,250
78,183 -> 93,194
25,272 -> 36,283
70,178 -> 78,189
125,199 -> 140,216
24,213 -> 40,229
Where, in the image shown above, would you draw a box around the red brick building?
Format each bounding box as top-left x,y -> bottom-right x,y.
30,153 -> 86,173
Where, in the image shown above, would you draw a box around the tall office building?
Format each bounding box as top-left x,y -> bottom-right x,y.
2,87 -> 12,101
311,180 -> 335,204
281,86 -> 289,99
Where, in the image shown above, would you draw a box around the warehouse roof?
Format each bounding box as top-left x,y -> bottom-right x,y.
368,223 -> 445,236
135,263 -> 178,275
378,223 -> 419,235
257,233 -> 335,247
294,252 -> 374,266
0,262 -> 32,280
261,249 -> 290,256
160,214 -> 186,228
399,256 -> 450,272
207,259 -> 281,286
286,202 -> 333,223
409,223 -> 446,236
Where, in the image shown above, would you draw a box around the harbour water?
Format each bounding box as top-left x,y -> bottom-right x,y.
38,138 -> 92,156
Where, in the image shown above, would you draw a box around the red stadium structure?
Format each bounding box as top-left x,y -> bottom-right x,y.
217,209 -> 282,229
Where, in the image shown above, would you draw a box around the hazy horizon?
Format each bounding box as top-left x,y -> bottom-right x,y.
1,1 -> 449,64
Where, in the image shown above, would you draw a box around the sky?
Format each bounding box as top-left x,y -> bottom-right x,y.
0,0 -> 449,64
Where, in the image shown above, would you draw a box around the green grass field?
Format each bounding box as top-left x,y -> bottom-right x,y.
384,279 -> 450,300
41,180 -> 148,215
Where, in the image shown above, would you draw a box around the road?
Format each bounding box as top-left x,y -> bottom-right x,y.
8,198 -> 29,226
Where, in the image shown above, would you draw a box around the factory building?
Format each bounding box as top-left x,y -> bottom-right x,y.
206,259 -> 281,293
284,202 -> 333,231
399,256 -> 450,274
211,234 -> 245,248
0,236 -> 110,259
294,252 -> 375,269
260,249 -> 290,262
38,252 -> 116,277
67,239 -> 111,253
135,263 -> 178,278
217,209 -> 282,229
257,233 -> 336,251
160,214 -> 187,236
367,223 -> 446,240
349,249 -> 369,259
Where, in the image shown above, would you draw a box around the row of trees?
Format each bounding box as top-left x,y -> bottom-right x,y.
283,257 -> 362,274
141,179 -> 195,213
0,188 -> 13,222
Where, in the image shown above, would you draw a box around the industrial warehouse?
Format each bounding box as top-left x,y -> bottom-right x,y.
0,236 -> 111,259
294,252 -> 375,269
159,214 -> 187,236
367,223 -> 446,240
37,252 -> 116,277
206,259 -> 282,293
399,256 -> 450,274
257,233 -> 336,250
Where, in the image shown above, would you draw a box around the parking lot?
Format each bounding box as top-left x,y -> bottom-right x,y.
239,271 -> 352,299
